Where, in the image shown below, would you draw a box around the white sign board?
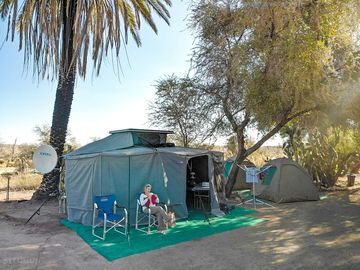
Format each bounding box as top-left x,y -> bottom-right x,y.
245,167 -> 259,183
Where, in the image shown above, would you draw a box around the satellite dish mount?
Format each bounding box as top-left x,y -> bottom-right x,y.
27,145 -> 59,224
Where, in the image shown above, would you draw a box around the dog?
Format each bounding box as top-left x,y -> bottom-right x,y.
167,211 -> 176,228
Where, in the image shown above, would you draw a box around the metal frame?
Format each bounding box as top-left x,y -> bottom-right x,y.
58,193 -> 67,214
135,196 -> 168,234
92,200 -> 128,240
192,186 -> 210,209
239,165 -> 275,209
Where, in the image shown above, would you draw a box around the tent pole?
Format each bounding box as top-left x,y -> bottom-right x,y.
128,156 -> 131,245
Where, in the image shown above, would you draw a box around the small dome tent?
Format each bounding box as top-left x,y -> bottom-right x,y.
255,158 -> 319,203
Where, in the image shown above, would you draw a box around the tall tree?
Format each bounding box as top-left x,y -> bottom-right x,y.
148,75 -> 222,147
189,0 -> 360,197
281,124 -> 360,188
0,0 -> 172,198
33,124 -> 80,152
281,83 -> 360,187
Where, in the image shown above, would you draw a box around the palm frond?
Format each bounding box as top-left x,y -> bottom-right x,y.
2,0 -> 172,79
0,0 -> 15,19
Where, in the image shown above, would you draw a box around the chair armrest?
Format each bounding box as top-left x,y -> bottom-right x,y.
158,201 -> 167,206
97,208 -> 105,214
94,208 -> 107,220
93,203 -> 102,212
93,204 -> 106,215
115,204 -> 128,217
158,202 -> 168,212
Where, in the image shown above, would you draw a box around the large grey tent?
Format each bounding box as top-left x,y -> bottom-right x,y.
64,129 -> 225,225
254,158 -> 319,203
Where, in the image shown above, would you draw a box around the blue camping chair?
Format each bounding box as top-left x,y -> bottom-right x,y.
135,193 -> 168,234
92,194 -> 128,240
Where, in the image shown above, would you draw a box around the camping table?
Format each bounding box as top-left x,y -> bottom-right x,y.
192,186 -> 210,209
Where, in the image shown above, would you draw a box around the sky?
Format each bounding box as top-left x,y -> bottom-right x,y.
0,0 -> 281,147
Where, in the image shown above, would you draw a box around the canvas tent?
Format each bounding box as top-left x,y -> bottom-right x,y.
254,158 -> 319,203
224,157 -> 255,189
63,129 -> 225,226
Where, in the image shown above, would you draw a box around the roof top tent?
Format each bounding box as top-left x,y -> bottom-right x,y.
110,128 -> 174,147
63,129 -> 226,226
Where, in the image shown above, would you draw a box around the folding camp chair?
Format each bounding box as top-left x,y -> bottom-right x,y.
92,194 -> 128,240
135,193 -> 168,234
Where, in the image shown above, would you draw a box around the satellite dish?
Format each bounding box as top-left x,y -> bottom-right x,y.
32,145 -> 58,174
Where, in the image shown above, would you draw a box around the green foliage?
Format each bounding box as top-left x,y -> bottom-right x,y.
148,75 -> 220,147
33,124 -> 51,145
0,125 -> 80,175
1,0 -> 172,197
225,135 -> 238,159
12,144 -> 36,173
281,125 -> 303,162
281,125 -> 360,187
0,143 -> 37,173
1,0 -> 172,80
188,0 -> 360,196
33,123 -> 80,152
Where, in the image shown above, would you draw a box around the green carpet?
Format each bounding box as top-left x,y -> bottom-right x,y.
61,207 -> 266,261
320,195 -> 328,200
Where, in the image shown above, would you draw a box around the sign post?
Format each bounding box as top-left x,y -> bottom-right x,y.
240,165 -> 275,209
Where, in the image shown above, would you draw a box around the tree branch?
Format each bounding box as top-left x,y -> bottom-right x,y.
245,106 -> 316,157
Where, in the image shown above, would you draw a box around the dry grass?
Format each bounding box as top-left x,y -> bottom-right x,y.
0,173 -> 41,191
208,145 -> 285,165
247,146 -> 285,167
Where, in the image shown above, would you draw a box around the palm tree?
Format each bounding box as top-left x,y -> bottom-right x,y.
0,0 -> 172,199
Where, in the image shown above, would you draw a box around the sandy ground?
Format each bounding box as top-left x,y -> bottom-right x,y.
0,181 -> 359,270
0,190 -> 35,201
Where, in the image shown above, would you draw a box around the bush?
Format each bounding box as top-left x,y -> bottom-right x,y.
282,126 -> 360,187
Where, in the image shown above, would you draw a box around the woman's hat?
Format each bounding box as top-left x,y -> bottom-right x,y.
145,183 -> 152,189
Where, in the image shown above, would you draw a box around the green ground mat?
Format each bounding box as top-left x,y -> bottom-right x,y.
236,189 -> 253,200
61,207 -> 266,261
320,195 -> 328,200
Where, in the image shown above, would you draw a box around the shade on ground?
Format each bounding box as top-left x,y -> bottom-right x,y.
61,207 -> 266,261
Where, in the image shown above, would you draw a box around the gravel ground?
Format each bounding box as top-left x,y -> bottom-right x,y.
0,183 -> 359,270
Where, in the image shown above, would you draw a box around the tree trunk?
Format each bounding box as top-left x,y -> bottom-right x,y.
32,0 -> 77,200
224,107 -> 312,198
225,133 -> 247,198
32,68 -> 76,199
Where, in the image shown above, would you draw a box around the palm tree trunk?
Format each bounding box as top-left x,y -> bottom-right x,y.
32,68 -> 76,199
33,0 -> 77,199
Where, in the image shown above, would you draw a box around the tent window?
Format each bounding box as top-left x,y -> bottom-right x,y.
133,132 -> 167,146
261,166 -> 277,185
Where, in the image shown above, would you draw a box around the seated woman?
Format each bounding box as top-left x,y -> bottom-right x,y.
140,184 -> 171,234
